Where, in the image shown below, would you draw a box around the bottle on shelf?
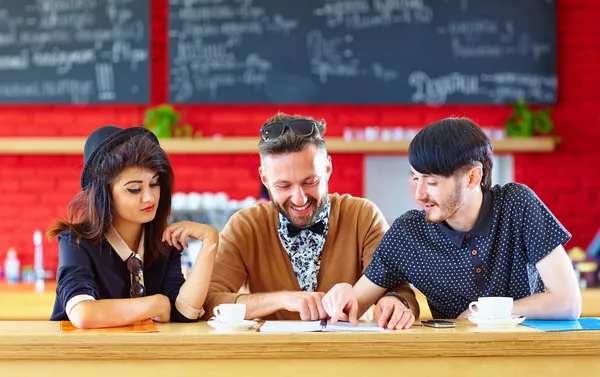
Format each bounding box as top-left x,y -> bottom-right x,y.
33,229 -> 45,291
4,247 -> 20,283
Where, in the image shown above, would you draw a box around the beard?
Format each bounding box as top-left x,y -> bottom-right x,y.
269,186 -> 329,229
422,185 -> 463,224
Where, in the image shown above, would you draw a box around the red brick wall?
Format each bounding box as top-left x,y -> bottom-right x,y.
0,0 -> 597,274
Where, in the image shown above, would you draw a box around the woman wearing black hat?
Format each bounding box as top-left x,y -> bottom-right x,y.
47,126 -> 218,329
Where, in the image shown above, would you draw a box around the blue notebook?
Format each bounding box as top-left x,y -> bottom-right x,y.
521,318 -> 600,332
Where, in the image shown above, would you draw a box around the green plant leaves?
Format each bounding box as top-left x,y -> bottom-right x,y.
505,98 -> 555,137
143,104 -> 193,139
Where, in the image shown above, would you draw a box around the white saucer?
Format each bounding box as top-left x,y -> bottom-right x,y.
207,318 -> 257,331
468,315 -> 526,328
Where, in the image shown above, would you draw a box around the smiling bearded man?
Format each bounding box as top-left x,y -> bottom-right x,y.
201,112 -> 420,330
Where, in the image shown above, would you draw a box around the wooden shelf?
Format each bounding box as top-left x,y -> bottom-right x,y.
0,136 -> 556,155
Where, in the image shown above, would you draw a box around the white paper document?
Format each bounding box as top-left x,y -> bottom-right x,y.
259,320 -> 387,333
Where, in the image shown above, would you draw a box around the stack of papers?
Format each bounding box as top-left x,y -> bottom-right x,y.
259,320 -> 387,333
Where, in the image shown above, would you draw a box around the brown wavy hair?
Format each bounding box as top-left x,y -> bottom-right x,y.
47,133 -> 173,266
258,112 -> 327,163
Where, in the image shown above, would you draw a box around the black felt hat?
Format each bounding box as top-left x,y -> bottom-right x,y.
80,126 -> 159,189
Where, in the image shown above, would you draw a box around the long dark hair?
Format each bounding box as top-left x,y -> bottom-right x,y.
408,117 -> 493,189
47,133 -> 173,266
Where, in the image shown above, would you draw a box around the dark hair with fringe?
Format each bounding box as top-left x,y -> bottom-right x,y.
408,117 -> 493,189
47,134 -> 173,266
258,112 -> 327,162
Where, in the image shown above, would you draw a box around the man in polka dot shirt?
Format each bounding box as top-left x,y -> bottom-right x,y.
323,117 -> 581,326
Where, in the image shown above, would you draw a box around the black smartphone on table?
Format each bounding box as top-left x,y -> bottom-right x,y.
421,320 -> 455,328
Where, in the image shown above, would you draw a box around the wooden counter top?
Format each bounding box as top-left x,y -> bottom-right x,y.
0,282 -> 56,320
0,281 -> 56,293
0,320 -> 599,360
582,287 -> 600,316
1,320 -> 599,377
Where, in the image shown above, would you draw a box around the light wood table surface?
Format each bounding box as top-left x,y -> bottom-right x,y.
0,282 -> 56,320
0,320 -> 599,377
582,287 -> 600,317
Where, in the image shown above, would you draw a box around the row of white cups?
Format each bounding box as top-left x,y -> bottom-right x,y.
172,191 -> 261,212
172,192 -> 264,269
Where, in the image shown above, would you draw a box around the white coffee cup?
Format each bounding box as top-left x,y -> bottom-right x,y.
213,303 -> 246,323
468,297 -> 513,319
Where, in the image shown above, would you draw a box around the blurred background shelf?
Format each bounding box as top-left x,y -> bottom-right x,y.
0,136 -> 556,155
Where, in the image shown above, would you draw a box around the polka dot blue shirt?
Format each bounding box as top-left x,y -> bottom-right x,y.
365,183 -> 571,319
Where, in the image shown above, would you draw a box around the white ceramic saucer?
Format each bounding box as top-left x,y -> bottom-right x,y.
207,318 -> 258,331
468,315 -> 526,328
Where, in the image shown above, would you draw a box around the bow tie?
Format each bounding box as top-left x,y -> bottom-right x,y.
287,221 -> 326,238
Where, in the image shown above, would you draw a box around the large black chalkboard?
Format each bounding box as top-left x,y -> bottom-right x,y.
0,0 -> 150,104
169,0 -> 556,105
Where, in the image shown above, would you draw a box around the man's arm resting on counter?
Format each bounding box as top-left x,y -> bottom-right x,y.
381,282 -> 420,318
202,215 -> 253,319
355,275 -> 388,318
356,199 -> 419,317
513,245 -> 582,320
69,295 -> 171,329
236,292 -> 288,320
236,291 -> 327,320
207,291 -> 292,321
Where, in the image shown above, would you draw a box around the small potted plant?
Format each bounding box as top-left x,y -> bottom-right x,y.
505,98 -> 555,138
144,104 -> 193,139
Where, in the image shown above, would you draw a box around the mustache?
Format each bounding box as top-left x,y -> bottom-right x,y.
285,196 -> 318,208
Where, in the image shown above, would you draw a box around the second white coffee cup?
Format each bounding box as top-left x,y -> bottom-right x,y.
213,303 -> 246,323
468,297 -> 513,319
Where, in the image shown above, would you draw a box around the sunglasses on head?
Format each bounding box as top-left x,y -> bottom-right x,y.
260,119 -> 320,141
127,253 -> 146,298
